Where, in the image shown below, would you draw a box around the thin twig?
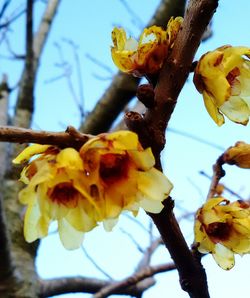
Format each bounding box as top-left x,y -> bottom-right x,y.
200,170 -> 244,200
81,246 -> 114,281
205,155 -> 225,200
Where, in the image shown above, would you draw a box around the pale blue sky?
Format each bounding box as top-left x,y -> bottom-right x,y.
1,1 -> 250,297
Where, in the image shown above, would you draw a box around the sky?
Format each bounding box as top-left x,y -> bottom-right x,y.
1,0 -> 250,298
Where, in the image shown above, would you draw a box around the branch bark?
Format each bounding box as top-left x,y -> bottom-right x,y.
0,125 -> 92,150
125,0 -> 219,297
39,262 -> 176,298
14,0 -> 61,127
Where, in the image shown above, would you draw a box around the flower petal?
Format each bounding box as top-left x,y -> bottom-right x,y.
220,96 -> 250,125
137,168 -> 173,201
13,144 -> 52,164
213,243 -> 235,270
58,218 -> 84,250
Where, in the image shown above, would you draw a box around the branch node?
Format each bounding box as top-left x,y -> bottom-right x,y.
136,84 -> 155,109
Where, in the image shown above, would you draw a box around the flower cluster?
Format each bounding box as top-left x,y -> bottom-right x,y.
111,17 -> 183,77
194,46 -> 250,126
13,131 -> 173,249
194,197 -> 250,270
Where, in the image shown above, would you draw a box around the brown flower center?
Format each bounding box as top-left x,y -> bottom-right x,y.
99,153 -> 129,184
206,222 -> 231,242
226,67 -> 240,86
48,182 -> 78,206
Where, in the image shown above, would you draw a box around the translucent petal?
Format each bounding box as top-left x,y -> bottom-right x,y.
58,218 -> 84,250
13,144 -> 51,164
137,168 -> 173,201
139,198 -> 164,213
112,27 -> 128,51
19,185 -> 36,205
129,147 -> 155,170
220,95 -> 250,125
24,200 -> 49,242
213,243 -> 235,270
103,218 -> 118,231
66,207 -> 97,232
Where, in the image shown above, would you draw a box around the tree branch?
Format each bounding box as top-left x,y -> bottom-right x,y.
39,261 -> 176,298
92,262 -> 176,298
125,0 -> 219,297
14,0 -> 61,127
0,125 -> 92,150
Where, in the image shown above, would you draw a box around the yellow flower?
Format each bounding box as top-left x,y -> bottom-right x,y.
223,141 -> 250,168
111,17 -> 183,77
194,197 -> 250,270
79,130 -> 173,230
13,144 -> 97,250
194,46 -> 250,126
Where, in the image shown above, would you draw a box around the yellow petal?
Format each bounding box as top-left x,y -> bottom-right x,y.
212,243 -> 235,270
139,197 -> 164,213
129,147 -> 155,170
220,96 -> 250,125
223,141 -> 250,168
58,218 -> 84,250
103,218 -> 118,231
56,148 -> 83,170
203,91 -> 225,126
105,130 -> 139,150
66,207 -> 97,232
13,144 -> 52,164
137,168 -> 173,201
24,200 -> 50,242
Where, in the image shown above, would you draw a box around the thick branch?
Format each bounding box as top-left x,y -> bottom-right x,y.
39,275 -> 154,298
126,0 -> 219,297
0,77 -> 13,282
0,126 -> 92,150
80,0 -> 186,134
39,262 -> 175,298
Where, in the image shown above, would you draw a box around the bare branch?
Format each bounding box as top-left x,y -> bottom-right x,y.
14,0 -> 61,126
200,170 -> 245,200
92,262 -> 176,298
0,125 -> 92,150
205,155 -> 225,200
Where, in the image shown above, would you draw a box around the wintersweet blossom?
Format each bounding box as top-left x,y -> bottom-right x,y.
223,141 -> 250,168
193,46 -> 250,126
79,130 -> 173,231
111,17 -> 183,77
14,131 -> 173,249
13,144 -> 97,250
194,197 -> 250,270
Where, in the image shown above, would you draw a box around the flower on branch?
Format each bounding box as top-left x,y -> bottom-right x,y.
193,46 -> 250,126
79,130 -> 173,230
194,197 -> 250,270
13,131 -> 173,249
111,17 -> 183,77
223,141 -> 250,168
